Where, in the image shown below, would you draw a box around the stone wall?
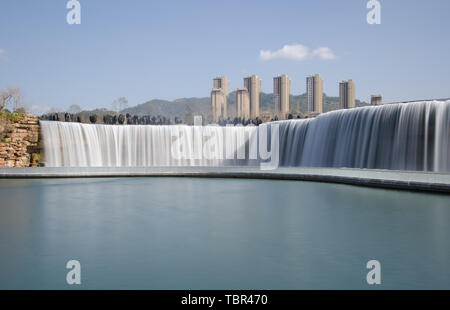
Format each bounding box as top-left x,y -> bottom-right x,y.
0,113 -> 40,167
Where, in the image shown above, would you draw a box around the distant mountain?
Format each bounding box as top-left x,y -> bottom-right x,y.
64,93 -> 368,124
121,97 -> 210,119
122,93 -> 369,121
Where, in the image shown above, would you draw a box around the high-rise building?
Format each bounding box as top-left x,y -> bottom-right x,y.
306,74 -> 323,114
211,76 -> 229,122
371,94 -> 382,105
339,80 -> 356,109
243,75 -> 261,119
236,88 -> 250,119
213,76 -> 229,97
211,88 -> 227,122
273,74 -> 291,119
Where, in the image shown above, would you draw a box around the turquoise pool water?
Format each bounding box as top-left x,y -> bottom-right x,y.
0,177 -> 449,289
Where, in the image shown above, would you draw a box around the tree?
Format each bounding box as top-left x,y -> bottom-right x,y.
112,97 -> 128,112
89,115 -> 98,124
0,87 -> 23,111
68,104 -> 82,114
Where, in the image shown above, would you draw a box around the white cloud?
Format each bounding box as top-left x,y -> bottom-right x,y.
312,47 -> 337,60
259,44 -> 336,61
260,44 -> 310,61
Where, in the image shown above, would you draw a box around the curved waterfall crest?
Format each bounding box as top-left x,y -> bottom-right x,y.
278,100 -> 450,171
41,100 -> 450,171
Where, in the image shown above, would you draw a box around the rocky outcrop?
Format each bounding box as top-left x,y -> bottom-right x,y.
0,113 -> 40,167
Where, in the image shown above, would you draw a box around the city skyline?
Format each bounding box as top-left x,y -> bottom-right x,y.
212,73 -> 360,121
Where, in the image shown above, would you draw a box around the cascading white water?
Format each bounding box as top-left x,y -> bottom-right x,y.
41,100 -> 450,171
41,122 -> 259,167
278,100 -> 450,171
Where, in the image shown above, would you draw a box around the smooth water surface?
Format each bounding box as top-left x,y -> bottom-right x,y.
0,177 -> 449,289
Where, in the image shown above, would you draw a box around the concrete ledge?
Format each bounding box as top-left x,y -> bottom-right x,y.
0,167 -> 449,194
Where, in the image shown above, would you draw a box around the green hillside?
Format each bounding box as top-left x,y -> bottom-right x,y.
60,93 -> 368,124
122,92 -> 368,121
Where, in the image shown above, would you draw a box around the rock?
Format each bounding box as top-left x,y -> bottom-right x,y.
0,113 -> 40,167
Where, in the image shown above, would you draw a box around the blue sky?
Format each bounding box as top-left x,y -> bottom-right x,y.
1,0 -> 449,113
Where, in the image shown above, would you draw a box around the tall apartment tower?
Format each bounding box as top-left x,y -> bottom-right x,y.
211,76 -> 229,122
211,89 -> 227,122
306,74 -> 323,114
243,75 -> 261,119
236,88 -> 250,119
371,94 -> 382,105
339,80 -> 356,109
273,74 -> 291,119
213,76 -> 229,97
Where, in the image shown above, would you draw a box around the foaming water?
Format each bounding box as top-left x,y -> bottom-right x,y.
41,122 -> 258,167
41,100 -> 450,171
278,100 -> 450,171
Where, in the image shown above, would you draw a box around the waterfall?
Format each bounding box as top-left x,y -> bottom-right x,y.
277,100 -> 450,171
41,100 -> 450,172
41,122 -> 259,167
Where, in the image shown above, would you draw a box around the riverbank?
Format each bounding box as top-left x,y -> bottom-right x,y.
1,166 -> 449,193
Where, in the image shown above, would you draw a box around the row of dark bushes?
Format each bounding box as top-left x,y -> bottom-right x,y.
217,117 -> 263,126
39,113 -> 302,126
39,113 -> 183,125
